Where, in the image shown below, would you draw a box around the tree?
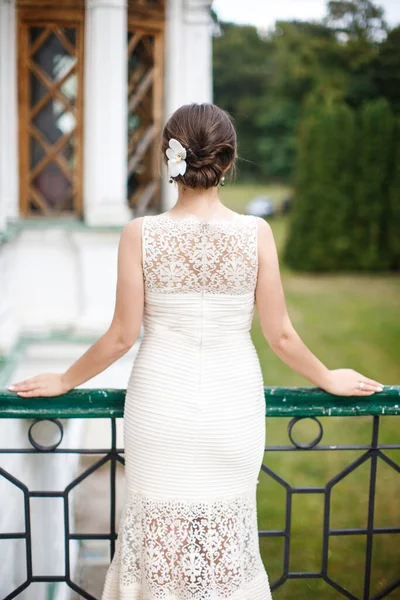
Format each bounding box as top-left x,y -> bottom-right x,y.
213,22 -> 273,180
256,101 -> 298,181
212,0 -> 397,186
352,99 -> 394,270
270,20 -> 347,102
387,120 -> 400,269
284,102 -> 356,271
326,0 -> 387,42
325,1 -> 388,108
376,26 -> 400,114
284,99 -> 398,272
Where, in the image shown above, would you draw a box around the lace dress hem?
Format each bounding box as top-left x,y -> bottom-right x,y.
101,487 -> 272,600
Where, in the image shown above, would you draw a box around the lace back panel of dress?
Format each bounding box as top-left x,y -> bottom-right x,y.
142,214 -> 258,295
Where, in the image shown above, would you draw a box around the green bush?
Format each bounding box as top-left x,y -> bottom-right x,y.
387,119 -> 400,270
353,99 -> 394,270
284,102 -> 356,271
284,99 -> 398,271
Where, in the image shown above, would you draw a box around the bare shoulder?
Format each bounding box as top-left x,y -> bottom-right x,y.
254,217 -> 279,264
254,216 -> 274,246
117,218 -> 146,261
254,216 -> 272,236
121,216 -> 145,241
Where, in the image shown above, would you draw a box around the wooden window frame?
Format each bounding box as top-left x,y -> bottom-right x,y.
127,7 -> 165,213
17,6 -> 84,218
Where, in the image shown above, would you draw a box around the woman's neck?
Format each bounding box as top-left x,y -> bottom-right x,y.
171,184 -> 232,219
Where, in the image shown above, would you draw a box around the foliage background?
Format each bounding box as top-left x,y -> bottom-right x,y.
213,0 -> 400,184
213,1 -> 400,272
213,4 -> 400,594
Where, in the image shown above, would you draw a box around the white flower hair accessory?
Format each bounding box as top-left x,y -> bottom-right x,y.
166,138 -> 187,178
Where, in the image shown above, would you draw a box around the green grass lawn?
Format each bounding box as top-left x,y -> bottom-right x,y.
221,183 -> 400,599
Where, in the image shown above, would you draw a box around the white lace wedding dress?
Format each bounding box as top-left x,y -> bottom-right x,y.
101,211 -> 273,600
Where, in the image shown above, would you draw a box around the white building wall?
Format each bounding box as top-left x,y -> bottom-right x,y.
10,227 -> 123,336
0,0 -> 19,230
0,0 -> 215,345
0,0 -> 20,354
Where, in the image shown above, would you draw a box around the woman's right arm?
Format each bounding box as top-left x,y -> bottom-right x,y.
254,217 -> 384,396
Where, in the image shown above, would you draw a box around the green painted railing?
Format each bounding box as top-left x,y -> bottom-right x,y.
0,385 -> 399,599
0,385 -> 399,419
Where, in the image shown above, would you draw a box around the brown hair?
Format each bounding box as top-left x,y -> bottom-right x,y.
162,103 -> 237,189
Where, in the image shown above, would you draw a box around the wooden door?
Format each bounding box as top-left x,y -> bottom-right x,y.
18,9 -> 84,217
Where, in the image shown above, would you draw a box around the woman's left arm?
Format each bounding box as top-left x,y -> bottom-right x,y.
8,217 -> 145,398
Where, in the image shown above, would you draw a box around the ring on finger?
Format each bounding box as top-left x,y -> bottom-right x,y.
358,381 -> 365,390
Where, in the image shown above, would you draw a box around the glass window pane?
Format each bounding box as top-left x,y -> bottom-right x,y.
32,162 -> 71,210
60,72 -> 77,105
32,100 -> 76,144
32,31 -> 76,81
30,72 -> 48,109
30,26 -> 45,45
30,137 -> 46,169
62,28 -> 76,47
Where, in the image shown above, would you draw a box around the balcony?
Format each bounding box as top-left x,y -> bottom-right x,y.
0,386 -> 399,600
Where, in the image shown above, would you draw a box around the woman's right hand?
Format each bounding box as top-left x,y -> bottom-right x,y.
322,368 -> 384,396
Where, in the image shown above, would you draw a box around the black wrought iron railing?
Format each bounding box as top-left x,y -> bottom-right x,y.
0,386 -> 399,600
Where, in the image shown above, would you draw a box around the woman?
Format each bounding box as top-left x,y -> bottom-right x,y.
8,103 -> 384,599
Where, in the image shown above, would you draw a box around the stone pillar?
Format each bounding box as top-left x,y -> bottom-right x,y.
0,0 -> 19,356
0,0 -> 19,231
162,0 -> 213,211
83,0 -> 132,226
182,0 -> 213,104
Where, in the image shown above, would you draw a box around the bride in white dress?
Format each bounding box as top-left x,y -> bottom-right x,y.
8,103 -> 384,600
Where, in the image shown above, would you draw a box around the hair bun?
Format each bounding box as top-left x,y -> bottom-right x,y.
162,103 -> 237,189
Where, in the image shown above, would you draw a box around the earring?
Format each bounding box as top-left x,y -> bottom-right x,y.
220,176 -> 225,187
169,176 -> 173,184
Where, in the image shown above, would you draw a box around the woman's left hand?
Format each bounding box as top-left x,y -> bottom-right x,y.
7,373 -> 69,397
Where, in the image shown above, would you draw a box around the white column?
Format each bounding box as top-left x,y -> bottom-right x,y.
0,0 -> 19,231
182,0 -> 213,104
84,0 -> 132,226
164,0 -> 184,123
162,0 -> 213,211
